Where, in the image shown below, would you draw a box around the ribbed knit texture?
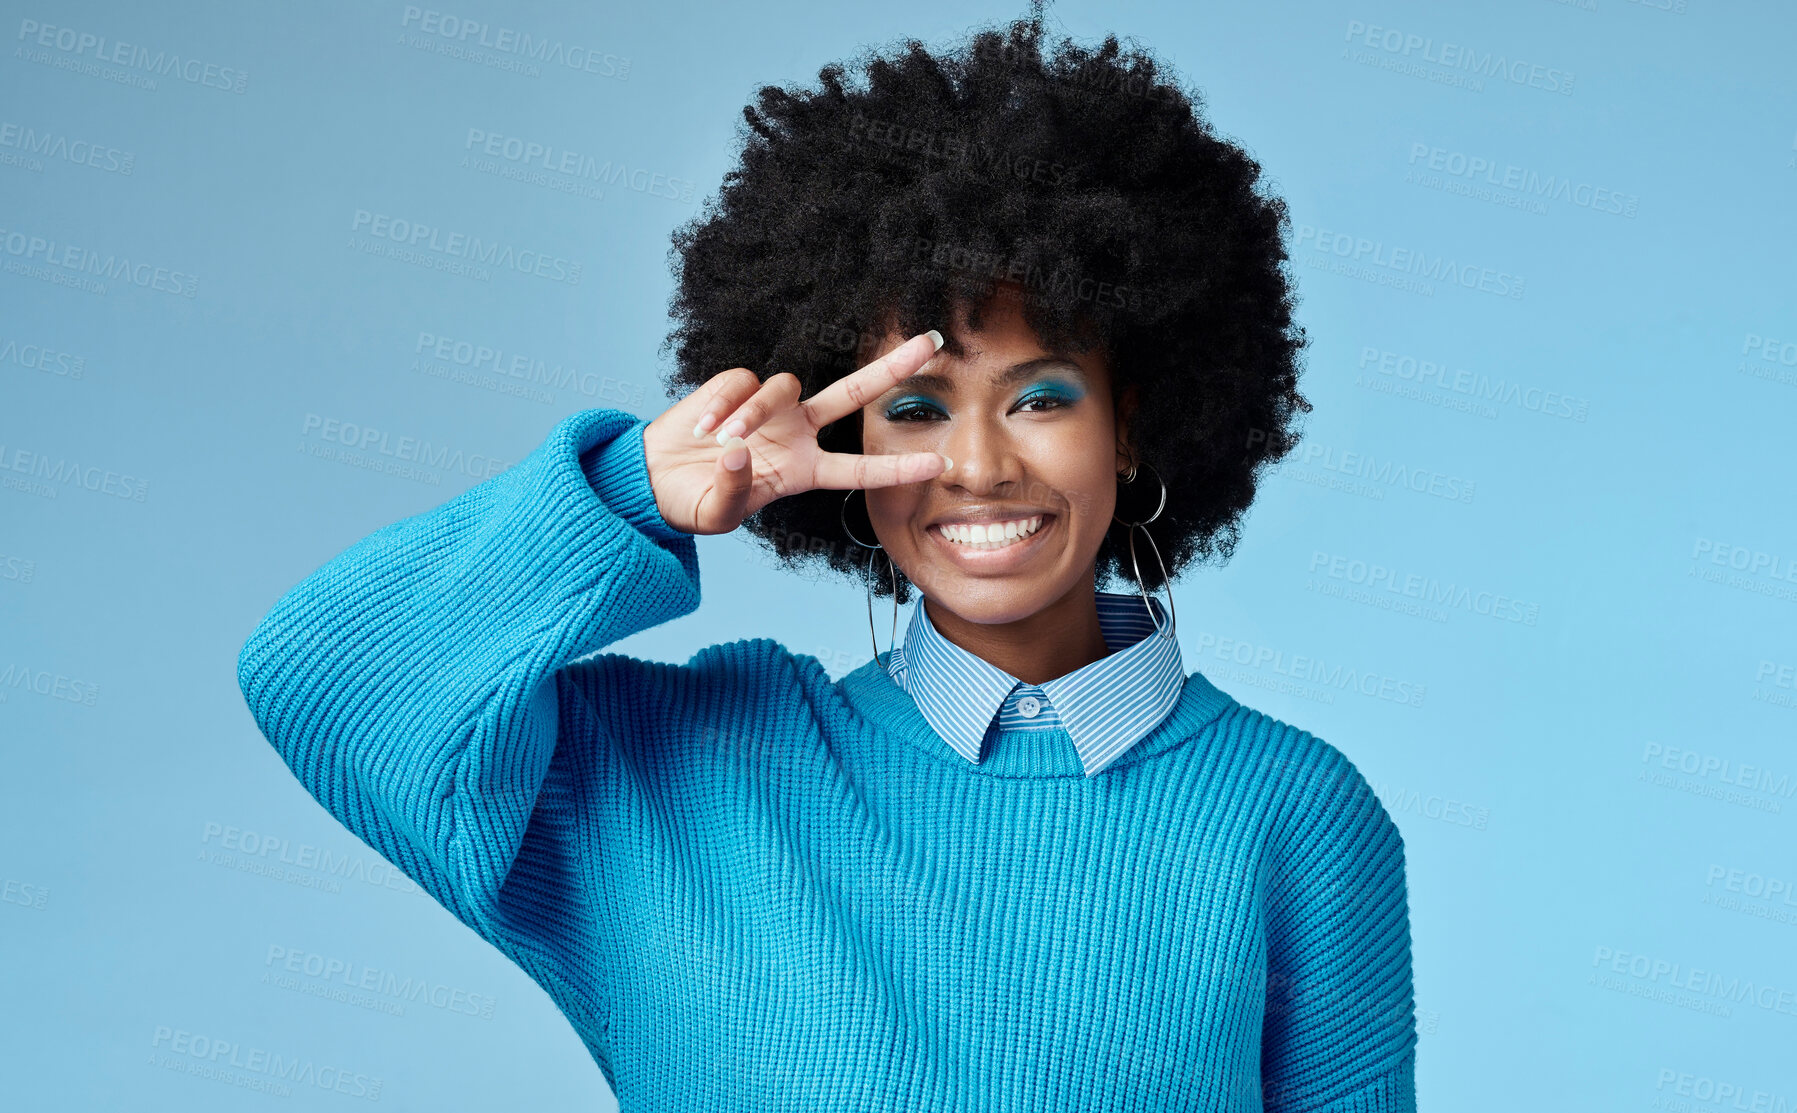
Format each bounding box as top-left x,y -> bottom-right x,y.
236,407 -> 1418,1112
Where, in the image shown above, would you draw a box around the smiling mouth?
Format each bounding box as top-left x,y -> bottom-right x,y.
931,515 -> 1049,550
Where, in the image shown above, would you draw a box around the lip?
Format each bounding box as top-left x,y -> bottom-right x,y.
925,513 -> 1057,574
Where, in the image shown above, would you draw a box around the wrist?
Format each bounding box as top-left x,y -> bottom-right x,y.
579,418 -> 690,543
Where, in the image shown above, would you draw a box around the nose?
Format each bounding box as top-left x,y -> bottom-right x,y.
939,412 -> 1023,496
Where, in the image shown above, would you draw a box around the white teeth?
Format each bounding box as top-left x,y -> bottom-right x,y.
937,516 -> 1044,549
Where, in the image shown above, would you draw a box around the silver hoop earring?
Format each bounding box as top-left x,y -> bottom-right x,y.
841,488 -> 900,663
1113,460 -> 1176,640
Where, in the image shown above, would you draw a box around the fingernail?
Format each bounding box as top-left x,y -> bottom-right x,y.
693,413 -> 716,438
939,454 -> 953,470
925,329 -> 944,351
714,418 -> 746,445
722,437 -> 748,470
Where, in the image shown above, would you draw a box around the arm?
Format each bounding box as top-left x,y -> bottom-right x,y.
235,407 -> 697,1027
1260,741 -> 1418,1113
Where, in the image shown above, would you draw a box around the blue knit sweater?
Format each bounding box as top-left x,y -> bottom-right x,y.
236,407 -> 1418,1112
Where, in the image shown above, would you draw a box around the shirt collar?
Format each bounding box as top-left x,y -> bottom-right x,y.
884,591 -> 1186,778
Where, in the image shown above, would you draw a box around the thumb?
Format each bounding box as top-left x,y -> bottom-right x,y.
697,435 -> 754,533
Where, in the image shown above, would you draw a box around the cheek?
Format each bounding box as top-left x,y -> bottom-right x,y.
863,488 -> 914,538
1023,438 -> 1116,527
1071,478 -> 1118,537
1061,486 -> 1118,547
856,408 -> 900,453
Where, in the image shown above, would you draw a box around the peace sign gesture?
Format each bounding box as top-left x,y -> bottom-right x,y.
639,330 -> 953,537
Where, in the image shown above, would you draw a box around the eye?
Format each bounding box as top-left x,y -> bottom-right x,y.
884,398 -> 945,422
1013,388 -> 1076,413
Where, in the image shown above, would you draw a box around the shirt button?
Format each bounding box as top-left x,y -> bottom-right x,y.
1017,695 -> 1041,718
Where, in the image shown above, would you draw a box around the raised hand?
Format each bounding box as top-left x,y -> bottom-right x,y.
639,330 -> 953,536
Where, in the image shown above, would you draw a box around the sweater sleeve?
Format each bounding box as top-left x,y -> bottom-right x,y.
1260,741 -> 1418,1113
235,407 -> 697,1032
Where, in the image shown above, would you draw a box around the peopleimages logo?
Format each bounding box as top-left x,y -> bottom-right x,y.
1590,945 -> 1797,1019
1285,439 -> 1477,504
1,336 -> 86,380
149,1025 -> 383,1101
14,18 -> 249,93
263,944 -> 497,1020
2,876 -> 49,910
1740,332 -> 1797,389
1690,537 -> 1797,587
0,662 -> 100,707
1306,549 -> 1541,625
1405,142 -> 1638,218
299,413 -> 513,482
199,821 -> 431,901
1653,1068 -> 1789,1113
0,120 -> 135,175
1640,743 -> 1796,800
1190,631 -> 1427,708
348,209 -> 582,285
0,552 -> 36,584
1295,222 -> 1525,300
1356,346 -> 1589,422
0,225 -> 199,297
413,331 -> 646,407
0,439 -> 149,501
1342,20 -> 1575,95
463,129 -> 695,203
398,6 -> 630,79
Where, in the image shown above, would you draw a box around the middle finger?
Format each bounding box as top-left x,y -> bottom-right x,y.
799,329 -> 944,429
711,372 -> 803,444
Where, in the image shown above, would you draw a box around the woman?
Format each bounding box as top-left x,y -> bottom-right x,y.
238,10 -> 1416,1111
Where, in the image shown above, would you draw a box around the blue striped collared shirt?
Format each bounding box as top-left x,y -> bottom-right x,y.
883,590 -> 1186,778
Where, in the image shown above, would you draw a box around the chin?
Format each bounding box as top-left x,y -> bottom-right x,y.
910,570 -> 1067,625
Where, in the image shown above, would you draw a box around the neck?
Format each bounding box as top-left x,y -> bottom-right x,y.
922,573 -> 1111,685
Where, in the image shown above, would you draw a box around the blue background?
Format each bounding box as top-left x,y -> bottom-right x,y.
5,0 -> 1795,1108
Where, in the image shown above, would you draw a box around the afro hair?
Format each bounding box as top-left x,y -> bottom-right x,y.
660,2 -> 1311,603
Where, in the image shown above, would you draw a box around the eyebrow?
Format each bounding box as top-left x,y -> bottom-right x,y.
880,355 -> 1087,400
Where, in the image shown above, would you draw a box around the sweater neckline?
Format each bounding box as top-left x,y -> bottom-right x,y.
828,649 -> 1238,779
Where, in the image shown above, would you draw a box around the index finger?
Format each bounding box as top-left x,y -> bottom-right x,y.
812,447 -> 949,492
799,329 -> 944,429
